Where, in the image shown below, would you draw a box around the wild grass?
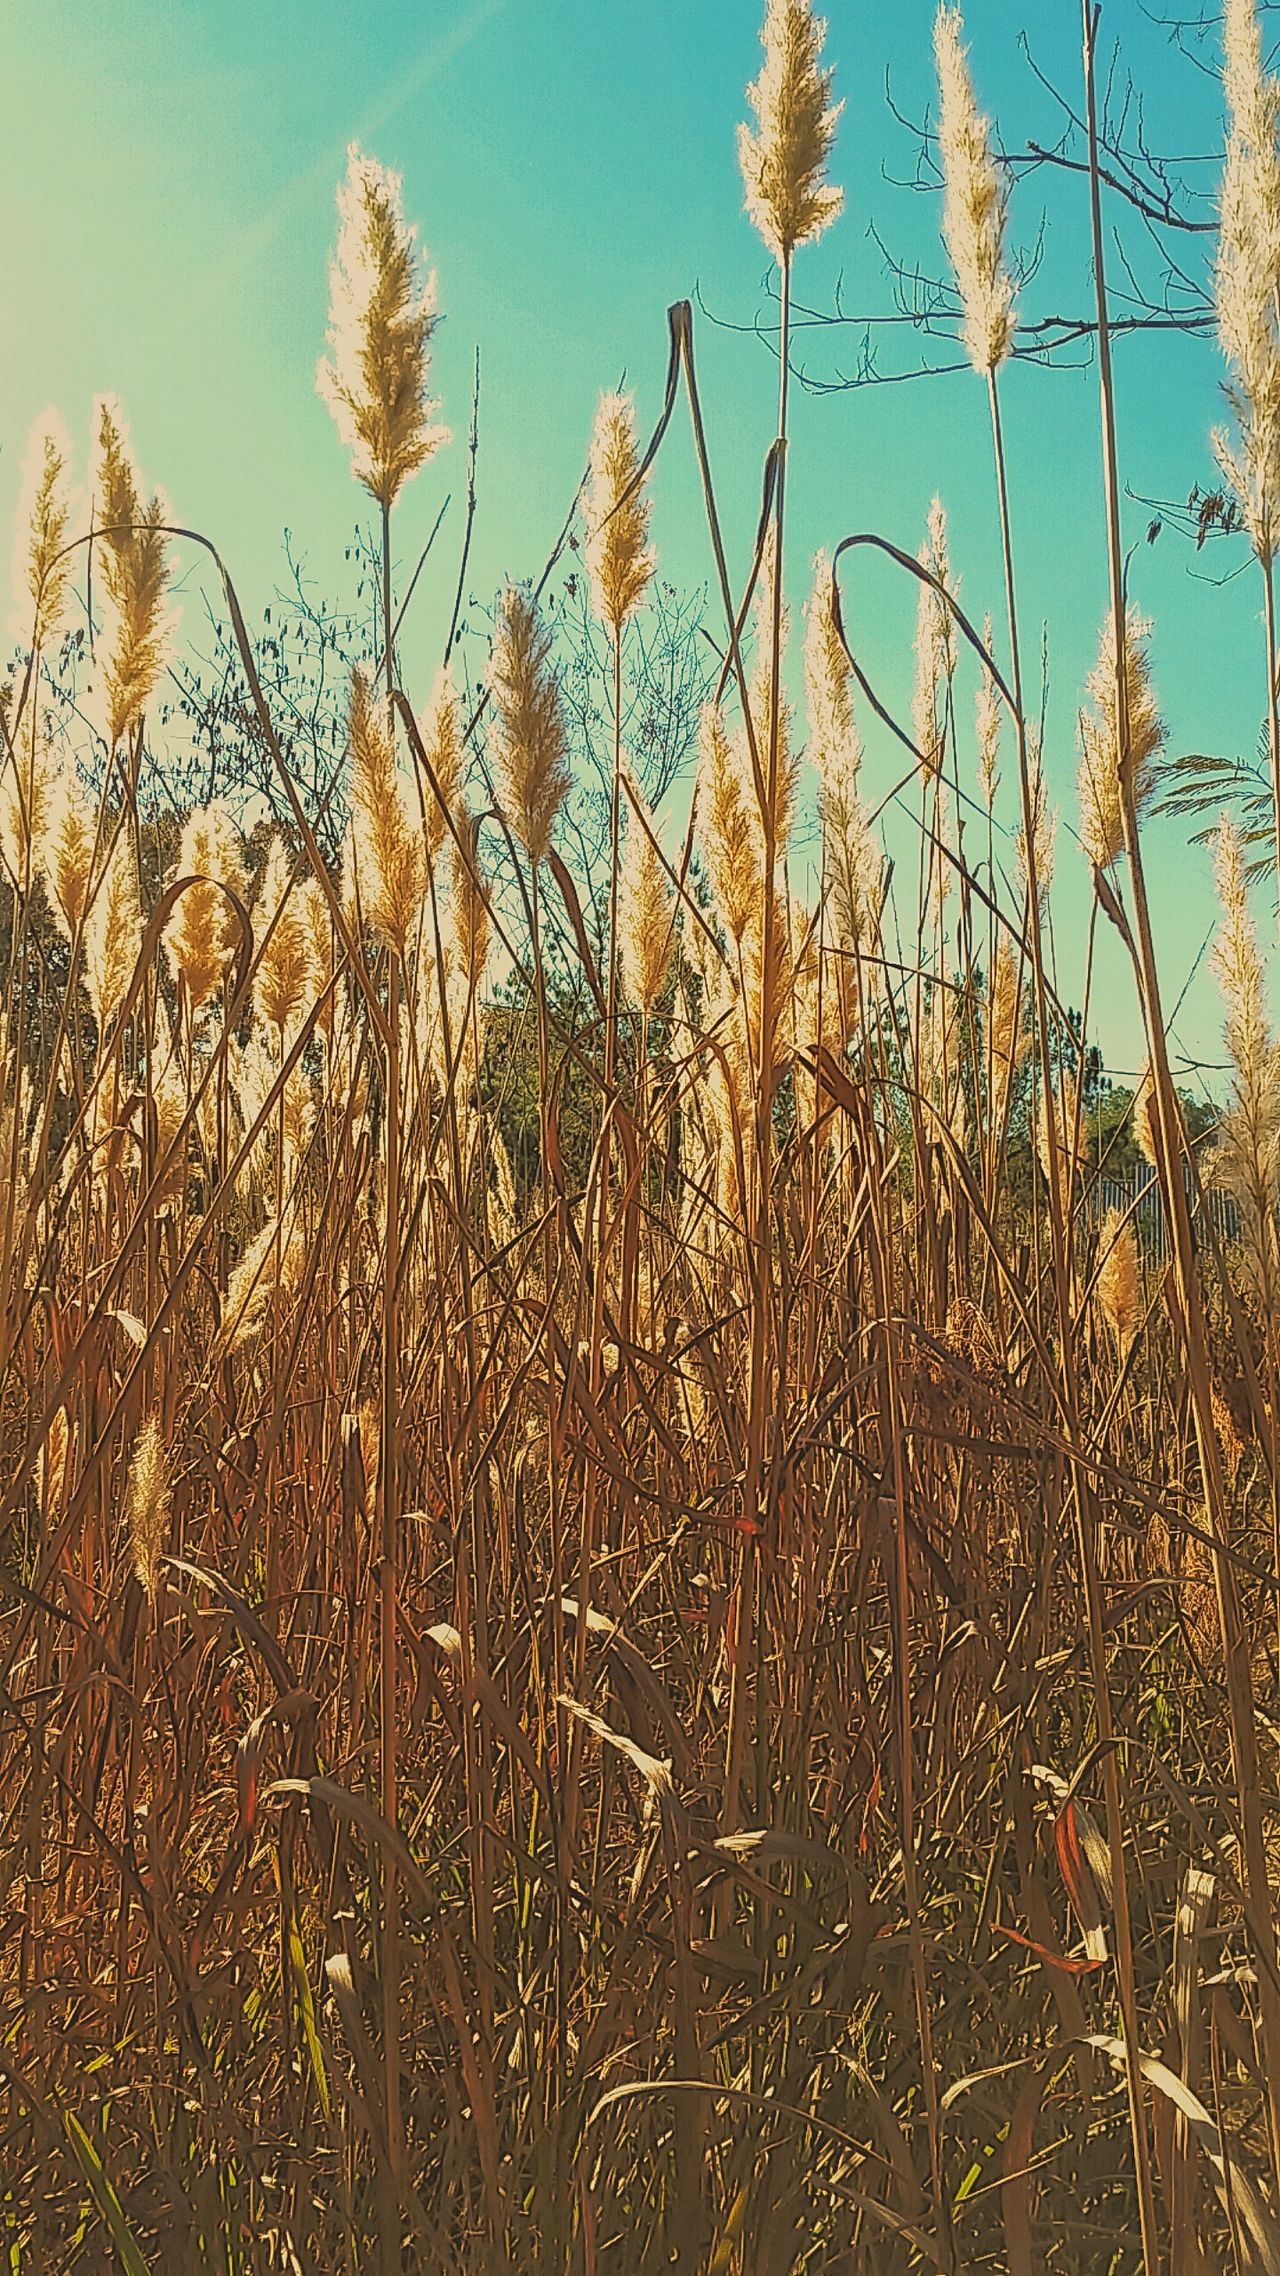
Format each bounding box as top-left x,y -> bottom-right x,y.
2,3 -> 1280,2271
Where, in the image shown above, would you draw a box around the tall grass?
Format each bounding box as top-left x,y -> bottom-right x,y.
2,2 -> 1280,2270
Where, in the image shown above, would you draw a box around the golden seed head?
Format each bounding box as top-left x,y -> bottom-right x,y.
448,811 -> 492,992
318,144 -> 449,508
220,1216 -> 304,1355
618,793 -> 675,1019
803,548 -> 857,780
255,836 -> 321,1036
418,664 -> 465,870
163,801 -> 248,1015
738,0 -> 844,263
584,391 -> 656,634
976,615 -> 1001,805
90,395 -> 175,748
746,528 -> 797,852
10,410 -> 78,650
1133,1066 -> 1160,1170
987,938 -> 1027,1097
345,665 -> 426,954
0,724 -> 54,889
1015,732 -> 1056,909
1215,0 -> 1280,559
1077,606 -> 1165,869
1096,1208 -> 1141,1356
487,584 -> 571,868
804,550 -> 880,956
127,1413 -> 171,1603
41,756 -> 95,943
83,828 -> 142,1036
913,500 -> 955,778
1210,814 -> 1280,1222
697,703 -> 761,948
934,4 -> 1016,374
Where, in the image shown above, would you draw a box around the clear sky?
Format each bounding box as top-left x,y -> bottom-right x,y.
2,0 -> 1270,1087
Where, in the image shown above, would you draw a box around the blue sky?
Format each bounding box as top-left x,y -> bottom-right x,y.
2,0 -> 1269,1084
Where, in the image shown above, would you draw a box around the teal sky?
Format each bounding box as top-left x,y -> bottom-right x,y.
2,0 -> 1269,1087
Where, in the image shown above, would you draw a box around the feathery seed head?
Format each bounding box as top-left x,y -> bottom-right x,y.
803,549 -> 857,779
1211,814 -> 1280,1226
1077,607 -> 1165,869
584,391 -> 656,634
1016,733 -> 1056,908
220,1216 -> 305,1354
746,527 -> 798,851
127,1413 -> 171,1603
42,756 -> 96,943
738,0 -> 843,263
1096,1209 -> 1141,1356
487,584 -> 571,867
299,876 -> 338,1047
697,703 -> 762,947
1132,1066 -> 1160,1170
913,501 -> 955,777
804,551 -> 882,955
448,812 -> 492,991
976,615 -> 1002,804
1215,0 -> 1280,559
255,836 -> 320,1036
318,145 -> 448,508
619,793 -> 676,1019
234,1020 -> 316,1198
10,411 -> 78,650
418,664 -> 464,870
0,727 -> 54,890
83,829 -> 142,1036
934,5 -> 1016,374
163,802 -> 247,1015
346,665 -> 426,953
987,938 -> 1027,1099
90,395 -> 175,747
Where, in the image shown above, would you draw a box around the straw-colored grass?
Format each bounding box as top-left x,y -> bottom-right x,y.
3,2 -> 1280,2271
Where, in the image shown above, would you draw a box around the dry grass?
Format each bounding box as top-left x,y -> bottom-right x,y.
2,3 -> 1280,2271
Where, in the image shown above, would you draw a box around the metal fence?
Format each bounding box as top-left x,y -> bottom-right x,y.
1091,1163 -> 1242,1261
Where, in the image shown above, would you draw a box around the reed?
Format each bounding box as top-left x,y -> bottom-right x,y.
3,6 -> 1280,2272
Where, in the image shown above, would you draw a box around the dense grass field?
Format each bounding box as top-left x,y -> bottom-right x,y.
4,1 -> 1280,2269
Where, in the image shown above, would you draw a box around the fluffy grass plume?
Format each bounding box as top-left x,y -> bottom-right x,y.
318,144 -> 448,508
126,1415 -> 171,1603
618,793 -> 675,1018
418,664 -> 465,869
1214,0 -> 1280,560
697,702 -> 759,946
584,391 -> 656,633
345,664 -> 426,953
804,552 -> 881,955
41,756 -> 95,942
10,410 -> 77,649
1096,1208 -> 1141,1356
913,497 -> 955,778
162,801 -> 247,1016
738,0 -> 843,263
83,828 -> 142,1035
1210,814 -> 1280,1226
90,395 -> 174,748
254,835 -> 320,1037
487,584 -> 571,867
934,4 -> 1016,374
1077,606 -> 1166,868
0,733 -> 52,889
975,615 -> 1001,803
